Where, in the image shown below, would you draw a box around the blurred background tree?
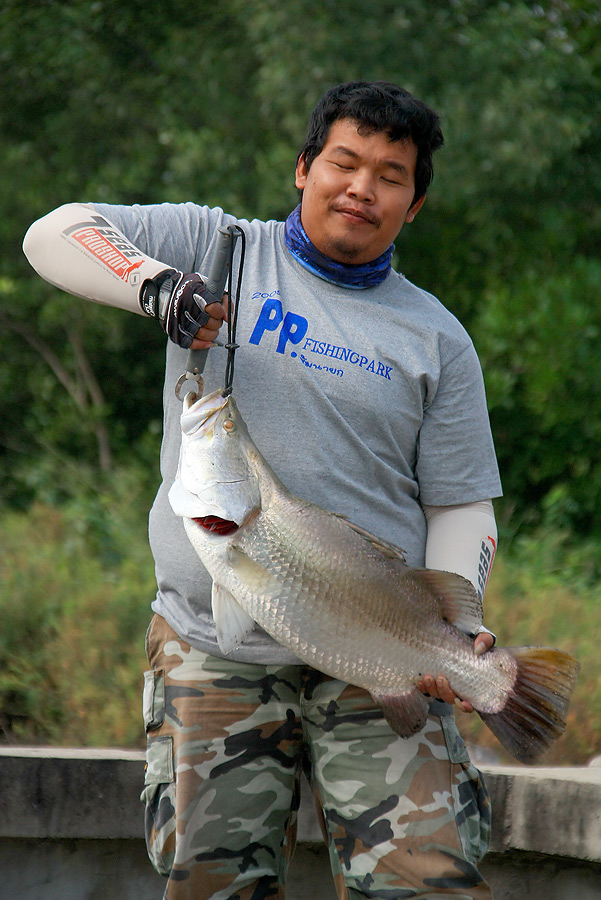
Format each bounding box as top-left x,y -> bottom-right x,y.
1,0 -> 600,758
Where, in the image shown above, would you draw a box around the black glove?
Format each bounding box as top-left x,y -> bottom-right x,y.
140,269 -> 221,349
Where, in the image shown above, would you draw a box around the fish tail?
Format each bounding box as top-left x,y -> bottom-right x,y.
479,647 -> 580,764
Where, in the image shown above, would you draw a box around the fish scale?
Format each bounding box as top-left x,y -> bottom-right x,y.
171,388 -> 580,763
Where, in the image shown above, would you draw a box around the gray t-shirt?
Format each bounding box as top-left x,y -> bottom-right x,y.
94,202 -> 502,664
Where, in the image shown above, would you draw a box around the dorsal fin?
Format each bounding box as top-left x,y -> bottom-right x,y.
412,569 -> 483,636
334,514 -> 407,563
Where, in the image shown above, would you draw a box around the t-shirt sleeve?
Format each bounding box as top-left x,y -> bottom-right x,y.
91,202 -> 237,275
416,342 -> 502,506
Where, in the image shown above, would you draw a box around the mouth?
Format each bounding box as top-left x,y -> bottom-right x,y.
192,515 -> 239,536
332,205 -> 378,226
182,392 -> 230,437
191,503 -> 259,536
198,408 -> 224,433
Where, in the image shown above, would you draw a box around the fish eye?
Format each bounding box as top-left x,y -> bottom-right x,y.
223,420 -> 235,433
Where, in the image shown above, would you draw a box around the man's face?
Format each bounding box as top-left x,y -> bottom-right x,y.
295,118 -> 425,266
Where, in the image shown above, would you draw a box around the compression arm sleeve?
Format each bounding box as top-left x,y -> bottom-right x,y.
22,203 -> 169,316
423,499 -> 498,638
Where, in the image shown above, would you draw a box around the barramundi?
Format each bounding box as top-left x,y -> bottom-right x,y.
168,388 -> 580,764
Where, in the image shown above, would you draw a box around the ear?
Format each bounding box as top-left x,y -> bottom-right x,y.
405,194 -> 426,224
295,154 -> 308,191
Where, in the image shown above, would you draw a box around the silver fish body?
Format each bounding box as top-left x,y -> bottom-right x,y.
169,389 -> 580,763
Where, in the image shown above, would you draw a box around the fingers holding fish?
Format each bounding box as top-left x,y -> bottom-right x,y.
416,674 -> 475,713
473,631 -> 495,657
416,633 -> 494,712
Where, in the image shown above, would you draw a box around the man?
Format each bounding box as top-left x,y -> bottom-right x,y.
24,81 -> 501,899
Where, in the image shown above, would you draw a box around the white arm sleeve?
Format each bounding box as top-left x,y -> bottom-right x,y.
423,499 -> 498,638
22,203 -> 170,316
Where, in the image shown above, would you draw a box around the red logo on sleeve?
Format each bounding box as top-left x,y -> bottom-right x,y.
65,215 -> 144,282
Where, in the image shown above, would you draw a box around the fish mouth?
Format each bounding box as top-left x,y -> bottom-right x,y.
182,391 -> 230,437
197,406 -> 225,432
192,515 -> 239,536
191,504 -> 259,536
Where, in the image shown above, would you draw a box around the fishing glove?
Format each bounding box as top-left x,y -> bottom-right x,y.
140,269 -> 221,349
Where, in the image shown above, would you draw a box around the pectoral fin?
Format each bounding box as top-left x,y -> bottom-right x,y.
212,583 -> 256,654
227,546 -> 278,593
371,687 -> 430,738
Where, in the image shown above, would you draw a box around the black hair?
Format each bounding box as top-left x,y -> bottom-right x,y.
298,81 -> 444,204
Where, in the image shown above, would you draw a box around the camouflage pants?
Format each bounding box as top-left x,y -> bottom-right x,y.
142,614 -> 492,900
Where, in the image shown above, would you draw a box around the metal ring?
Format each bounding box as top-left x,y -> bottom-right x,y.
175,373 -> 204,402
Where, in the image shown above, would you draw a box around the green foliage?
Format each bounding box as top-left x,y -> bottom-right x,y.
1,484 -> 598,763
2,0 -> 601,525
0,470 -> 156,746
473,257 -> 601,539
1,0 -> 601,749
0,274 -> 165,508
458,524 -> 601,764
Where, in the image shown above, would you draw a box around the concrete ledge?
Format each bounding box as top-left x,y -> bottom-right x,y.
0,748 -> 144,840
483,765 -> 601,862
1,748 -> 601,900
2,748 -> 600,858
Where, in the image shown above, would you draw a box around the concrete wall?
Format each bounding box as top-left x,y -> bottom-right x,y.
1,748 -> 600,900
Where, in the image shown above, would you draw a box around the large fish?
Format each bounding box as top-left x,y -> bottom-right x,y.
169,388 -> 580,764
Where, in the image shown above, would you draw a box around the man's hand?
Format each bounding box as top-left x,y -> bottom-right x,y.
140,270 -> 228,349
416,631 -> 494,713
189,291 -> 229,349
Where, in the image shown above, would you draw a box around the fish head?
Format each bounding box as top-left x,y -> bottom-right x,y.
168,388 -> 261,526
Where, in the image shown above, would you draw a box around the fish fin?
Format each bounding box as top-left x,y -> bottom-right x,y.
335,515 -> 407,563
211,582 -> 256,654
412,569 -> 483,635
227,547 -> 275,591
479,647 -> 580,764
371,687 -> 430,737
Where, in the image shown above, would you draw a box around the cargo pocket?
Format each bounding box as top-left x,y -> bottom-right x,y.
440,714 -> 491,865
141,668 -> 176,877
143,668 -> 166,732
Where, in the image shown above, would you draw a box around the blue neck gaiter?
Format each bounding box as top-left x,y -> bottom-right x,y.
284,204 -> 393,290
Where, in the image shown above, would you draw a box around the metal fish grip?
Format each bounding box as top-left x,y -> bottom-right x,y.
175,223 -> 243,401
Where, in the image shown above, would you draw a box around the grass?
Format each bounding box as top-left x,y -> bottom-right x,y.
0,496 -> 598,765
0,483 -> 154,748
456,532 -> 601,766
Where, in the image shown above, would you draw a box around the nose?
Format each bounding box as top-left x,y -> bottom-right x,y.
346,167 -> 375,203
